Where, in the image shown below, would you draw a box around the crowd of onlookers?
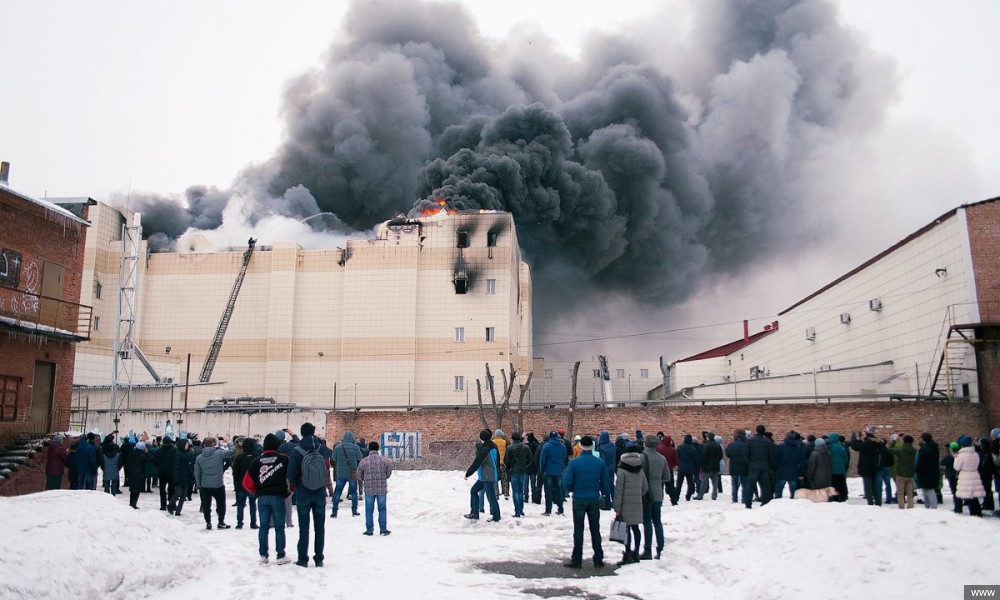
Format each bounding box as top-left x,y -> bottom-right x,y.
41,423 -> 1000,569
42,424 -> 392,567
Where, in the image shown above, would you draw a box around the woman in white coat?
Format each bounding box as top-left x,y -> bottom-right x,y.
953,435 -> 985,517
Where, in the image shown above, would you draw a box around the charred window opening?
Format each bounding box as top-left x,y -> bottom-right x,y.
453,255 -> 469,294
456,231 -> 469,248
487,231 -> 498,247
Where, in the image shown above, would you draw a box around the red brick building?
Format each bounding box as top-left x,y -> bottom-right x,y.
0,174 -> 92,447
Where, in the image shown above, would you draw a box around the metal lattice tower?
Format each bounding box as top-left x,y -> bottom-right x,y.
109,213 -> 142,433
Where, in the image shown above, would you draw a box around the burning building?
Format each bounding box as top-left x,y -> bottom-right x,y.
70,201 -> 531,432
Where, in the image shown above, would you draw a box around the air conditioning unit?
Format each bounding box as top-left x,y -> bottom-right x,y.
723,375 -> 731,382
805,327 -> 816,341
840,313 -> 852,324
163,378 -> 174,384
819,364 -> 832,371
869,298 -> 883,311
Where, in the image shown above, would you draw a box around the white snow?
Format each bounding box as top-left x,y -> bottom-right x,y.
2,474 -> 996,600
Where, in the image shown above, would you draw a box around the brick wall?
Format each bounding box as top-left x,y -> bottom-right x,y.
327,401 -> 990,470
0,192 -> 87,447
965,199 -> 1000,427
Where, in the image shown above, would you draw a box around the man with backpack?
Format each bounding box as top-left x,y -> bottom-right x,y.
287,422 -> 333,568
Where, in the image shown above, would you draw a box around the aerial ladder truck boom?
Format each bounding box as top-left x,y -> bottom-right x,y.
199,237 -> 256,383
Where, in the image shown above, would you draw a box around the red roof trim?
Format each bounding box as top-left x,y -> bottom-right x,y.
676,328 -> 777,362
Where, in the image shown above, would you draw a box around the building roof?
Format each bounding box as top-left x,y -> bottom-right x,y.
675,327 -> 777,363
779,195 -> 1000,316
0,185 -> 91,227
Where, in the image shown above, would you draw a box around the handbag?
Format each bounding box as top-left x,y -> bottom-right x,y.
609,518 -> 628,544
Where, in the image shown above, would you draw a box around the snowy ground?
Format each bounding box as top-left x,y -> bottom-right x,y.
2,473 -> 997,600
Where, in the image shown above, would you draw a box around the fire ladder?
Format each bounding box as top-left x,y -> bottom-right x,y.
199,238 -> 256,383
928,325 -> 979,401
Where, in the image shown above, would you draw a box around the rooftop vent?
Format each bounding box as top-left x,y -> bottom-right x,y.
840,313 -> 852,325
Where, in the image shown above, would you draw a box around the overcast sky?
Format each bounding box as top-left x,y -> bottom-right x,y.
1,0 -> 997,360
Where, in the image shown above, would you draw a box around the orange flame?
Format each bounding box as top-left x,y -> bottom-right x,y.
419,198 -> 457,216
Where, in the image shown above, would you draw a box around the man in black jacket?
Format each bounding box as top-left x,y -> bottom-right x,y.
745,425 -> 775,508
244,433 -> 291,565
156,437 -> 177,511
697,434 -> 724,500
850,429 -> 882,506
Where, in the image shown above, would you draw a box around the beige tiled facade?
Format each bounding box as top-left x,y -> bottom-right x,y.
73,206 -> 532,411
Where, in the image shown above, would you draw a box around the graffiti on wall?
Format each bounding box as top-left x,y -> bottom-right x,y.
0,249 -> 22,288
0,255 -> 39,318
380,430 -> 422,460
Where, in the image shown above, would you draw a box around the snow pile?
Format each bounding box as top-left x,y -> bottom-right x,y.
0,491 -> 206,600
2,473 -> 997,599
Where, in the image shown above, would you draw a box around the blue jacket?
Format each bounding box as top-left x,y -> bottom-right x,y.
597,432 -> 617,475
287,435 -> 332,497
677,439 -> 699,475
332,431 -> 363,480
775,436 -> 804,480
75,440 -> 98,476
725,440 -> 749,476
563,452 -> 607,503
539,437 -> 568,476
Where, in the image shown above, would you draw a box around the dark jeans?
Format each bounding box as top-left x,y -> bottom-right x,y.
236,488 -> 257,527
642,500 -> 664,553
543,474 -> 564,513
861,476 -> 881,505
774,476 -> 797,499
731,474 -> 748,503
257,495 -> 286,558
626,524 -> 641,556
831,473 -> 848,502
679,472 -> 697,500
571,500 -> 603,564
746,468 -> 772,507
159,474 -> 174,509
296,492 -> 327,563
169,484 -> 189,514
200,486 -> 227,525
529,472 -> 541,503
510,473 -> 528,516
103,479 -> 121,496
469,480 -> 500,520
78,473 -> 96,490
332,479 -> 358,515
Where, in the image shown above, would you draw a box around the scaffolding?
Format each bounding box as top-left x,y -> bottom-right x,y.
109,214 -> 142,434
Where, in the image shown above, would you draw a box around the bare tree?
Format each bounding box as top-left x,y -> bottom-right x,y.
516,370 -> 533,434
567,361 -> 581,439
475,379 -> 489,431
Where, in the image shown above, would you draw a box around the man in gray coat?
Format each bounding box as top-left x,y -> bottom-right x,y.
641,434 -> 671,560
194,436 -> 234,530
331,431 -> 364,518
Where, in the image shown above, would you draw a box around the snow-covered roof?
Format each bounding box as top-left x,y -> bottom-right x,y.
0,184 -> 90,227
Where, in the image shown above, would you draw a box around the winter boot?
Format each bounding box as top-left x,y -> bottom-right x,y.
639,549 -> 652,561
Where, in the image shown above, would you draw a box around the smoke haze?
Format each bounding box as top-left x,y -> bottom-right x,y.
124,0 -> 895,356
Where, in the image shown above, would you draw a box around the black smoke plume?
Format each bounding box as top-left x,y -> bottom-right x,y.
128,0 -> 894,340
